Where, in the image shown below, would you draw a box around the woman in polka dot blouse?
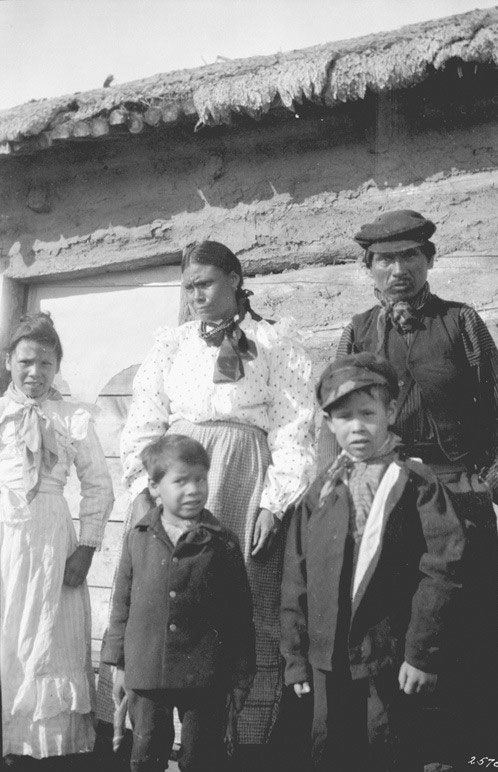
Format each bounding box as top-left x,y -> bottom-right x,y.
117,241 -> 315,759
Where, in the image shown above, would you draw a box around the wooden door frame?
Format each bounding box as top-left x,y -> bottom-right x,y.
0,248 -> 186,393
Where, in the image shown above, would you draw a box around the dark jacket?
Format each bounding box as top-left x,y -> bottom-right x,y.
280,458 -> 466,686
103,507 -> 255,691
351,295 -> 492,468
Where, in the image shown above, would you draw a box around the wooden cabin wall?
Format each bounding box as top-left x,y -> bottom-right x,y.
1,66 -> 497,271
1,66 -> 497,659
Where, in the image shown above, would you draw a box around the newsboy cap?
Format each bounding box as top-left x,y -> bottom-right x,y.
354,209 -> 436,253
317,353 -> 399,411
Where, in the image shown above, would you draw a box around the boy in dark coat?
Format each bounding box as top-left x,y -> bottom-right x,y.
280,353 -> 467,772
103,434 -> 255,772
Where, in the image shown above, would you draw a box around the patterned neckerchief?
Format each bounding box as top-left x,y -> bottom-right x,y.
7,382 -> 63,502
199,313 -> 257,383
319,432 -> 402,542
375,281 -> 431,336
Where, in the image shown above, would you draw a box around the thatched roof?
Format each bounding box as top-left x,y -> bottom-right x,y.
0,6 -> 497,155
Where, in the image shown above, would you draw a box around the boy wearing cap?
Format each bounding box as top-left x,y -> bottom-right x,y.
281,352 -> 466,772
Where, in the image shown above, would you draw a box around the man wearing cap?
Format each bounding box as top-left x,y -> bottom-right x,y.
320,209 -> 498,490
317,209 -> 498,763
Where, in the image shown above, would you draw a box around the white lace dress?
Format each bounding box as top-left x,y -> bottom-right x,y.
0,396 -> 113,758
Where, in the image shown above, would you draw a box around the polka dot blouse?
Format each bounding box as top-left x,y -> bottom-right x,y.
120,317 -> 316,515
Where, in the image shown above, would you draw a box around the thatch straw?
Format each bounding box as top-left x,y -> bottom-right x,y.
0,7 -> 496,152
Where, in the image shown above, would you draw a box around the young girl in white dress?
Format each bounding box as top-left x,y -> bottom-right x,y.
0,313 -> 114,768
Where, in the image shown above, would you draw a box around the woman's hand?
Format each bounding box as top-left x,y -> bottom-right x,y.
112,667 -> 126,707
63,545 -> 95,587
251,508 -> 281,558
398,661 -> 437,695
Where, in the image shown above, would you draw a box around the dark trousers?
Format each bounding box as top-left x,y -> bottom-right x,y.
431,472 -> 498,765
311,667 -> 424,772
127,687 -> 228,772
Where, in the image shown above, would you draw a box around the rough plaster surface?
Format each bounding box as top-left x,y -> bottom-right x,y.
1,113 -> 497,270
0,103 -> 497,389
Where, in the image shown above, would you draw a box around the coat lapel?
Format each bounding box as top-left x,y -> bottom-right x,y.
351,462 -> 407,613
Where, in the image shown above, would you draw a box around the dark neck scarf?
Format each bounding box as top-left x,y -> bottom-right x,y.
7,382 -> 63,502
319,432 -> 402,541
374,282 -> 431,351
199,311 -> 257,383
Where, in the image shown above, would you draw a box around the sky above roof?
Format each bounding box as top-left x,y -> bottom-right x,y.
1,0 -> 496,111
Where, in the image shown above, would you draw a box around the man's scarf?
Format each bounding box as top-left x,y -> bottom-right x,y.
7,382 -> 62,502
374,282 -> 431,350
319,432 -> 402,542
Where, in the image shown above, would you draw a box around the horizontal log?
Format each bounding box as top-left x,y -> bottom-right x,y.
5,238 -> 183,282
73,121 -> 91,138
127,113 -> 144,134
109,108 -> 128,125
50,123 -> 73,140
91,117 -> 110,137
161,102 -> 180,123
144,106 -> 162,126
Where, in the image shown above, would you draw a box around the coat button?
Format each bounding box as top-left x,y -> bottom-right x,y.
398,380 -> 404,387
172,557 -> 179,564
169,590 -> 177,598
169,623 -> 178,632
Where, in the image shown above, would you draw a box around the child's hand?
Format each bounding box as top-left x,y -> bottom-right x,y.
112,667 -> 126,707
293,681 -> 311,698
63,545 -> 95,587
231,687 -> 250,713
398,661 -> 437,694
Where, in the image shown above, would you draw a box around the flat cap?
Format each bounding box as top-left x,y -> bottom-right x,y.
354,209 -> 436,254
317,353 -> 399,411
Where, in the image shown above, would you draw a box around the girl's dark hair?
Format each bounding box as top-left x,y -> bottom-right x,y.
7,312 -> 63,364
181,240 -> 260,319
363,241 -> 436,269
141,434 -> 210,484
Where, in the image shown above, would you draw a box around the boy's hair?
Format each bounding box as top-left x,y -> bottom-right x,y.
317,352 -> 399,413
141,434 -> 210,483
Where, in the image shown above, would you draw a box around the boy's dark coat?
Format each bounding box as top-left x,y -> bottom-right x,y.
103,507 -> 255,691
280,459 -> 466,686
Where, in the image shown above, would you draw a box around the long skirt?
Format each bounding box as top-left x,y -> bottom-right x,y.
0,487 -> 95,758
97,419 -> 284,745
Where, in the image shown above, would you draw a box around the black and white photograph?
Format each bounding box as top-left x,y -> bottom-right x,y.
0,1 -> 497,770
